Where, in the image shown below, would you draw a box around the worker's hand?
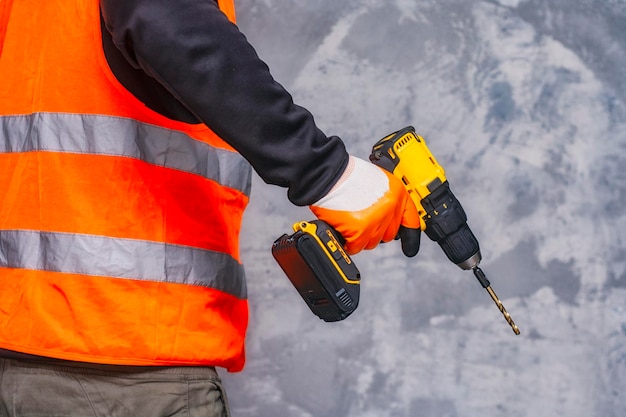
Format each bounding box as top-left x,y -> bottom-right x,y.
310,156 -> 421,255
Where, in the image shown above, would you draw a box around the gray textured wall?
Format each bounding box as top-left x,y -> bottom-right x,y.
221,1 -> 626,416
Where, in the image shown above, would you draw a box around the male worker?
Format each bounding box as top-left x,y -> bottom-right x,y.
0,0 -> 420,416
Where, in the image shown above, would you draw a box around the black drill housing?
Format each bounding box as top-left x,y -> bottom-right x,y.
420,179 -> 481,269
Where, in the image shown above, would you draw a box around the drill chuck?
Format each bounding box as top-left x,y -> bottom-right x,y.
420,180 -> 482,270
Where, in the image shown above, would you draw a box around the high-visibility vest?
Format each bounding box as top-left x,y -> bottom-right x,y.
0,0 -> 250,371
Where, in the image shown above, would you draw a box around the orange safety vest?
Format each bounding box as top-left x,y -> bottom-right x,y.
0,0 -> 250,371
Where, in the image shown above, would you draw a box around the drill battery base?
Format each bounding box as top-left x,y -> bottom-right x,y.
272,221 -> 361,322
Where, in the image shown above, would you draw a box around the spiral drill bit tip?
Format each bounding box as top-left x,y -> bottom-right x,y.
473,267 -> 521,335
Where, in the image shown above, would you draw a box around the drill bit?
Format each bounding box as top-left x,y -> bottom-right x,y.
473,267 -> 520,335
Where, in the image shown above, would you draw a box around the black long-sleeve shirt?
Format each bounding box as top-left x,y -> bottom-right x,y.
99,0 -> 349,206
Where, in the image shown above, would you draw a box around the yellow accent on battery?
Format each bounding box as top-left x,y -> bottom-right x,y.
293,221 -> 359,285
325,229 -> 352,265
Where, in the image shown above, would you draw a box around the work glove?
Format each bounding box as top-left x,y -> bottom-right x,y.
310,156 -> 421,256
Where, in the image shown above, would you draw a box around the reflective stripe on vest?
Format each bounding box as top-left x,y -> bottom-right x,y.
0,229 -> 247,299
0,113 -> 251,196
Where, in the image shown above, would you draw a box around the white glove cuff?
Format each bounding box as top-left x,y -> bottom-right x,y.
313,156 -> 388,211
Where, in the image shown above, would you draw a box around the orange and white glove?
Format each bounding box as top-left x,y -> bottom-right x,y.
310,156 -> 421,255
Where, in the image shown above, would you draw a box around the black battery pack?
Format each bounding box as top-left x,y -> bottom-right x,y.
272,220 -> 361,322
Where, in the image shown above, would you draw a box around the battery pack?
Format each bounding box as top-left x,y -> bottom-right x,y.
272,220 -> 361,322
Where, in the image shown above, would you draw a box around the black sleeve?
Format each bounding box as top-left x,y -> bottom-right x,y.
100,0 -> 349,206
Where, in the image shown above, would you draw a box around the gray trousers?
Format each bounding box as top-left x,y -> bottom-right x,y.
0,358 -> 231,417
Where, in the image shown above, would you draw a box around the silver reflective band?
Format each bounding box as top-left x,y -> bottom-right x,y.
0,230 -> 247,299
0,113 -> 252,195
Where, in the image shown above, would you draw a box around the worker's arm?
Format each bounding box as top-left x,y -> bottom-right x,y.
100,0 -> 420,253
100,0 -> 348,206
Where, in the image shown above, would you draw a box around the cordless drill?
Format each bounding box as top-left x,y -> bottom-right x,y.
272,127 -> 520,335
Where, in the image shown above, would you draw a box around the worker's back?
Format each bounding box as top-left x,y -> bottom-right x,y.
0,0 -> 250,372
